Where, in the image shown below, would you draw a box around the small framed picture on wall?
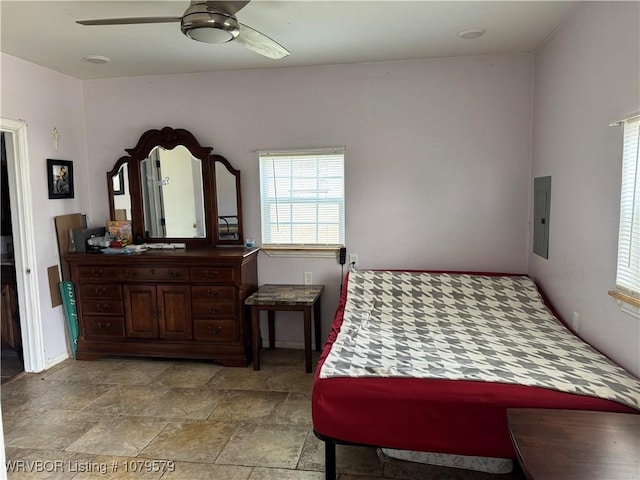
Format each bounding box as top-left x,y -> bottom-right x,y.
47,159 -> 74,199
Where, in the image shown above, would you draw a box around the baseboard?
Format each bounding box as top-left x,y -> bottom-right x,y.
45,350 -> 70,370
271,340 -> 305,350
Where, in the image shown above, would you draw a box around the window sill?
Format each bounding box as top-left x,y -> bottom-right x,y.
608,290 -> 640,319
261,246 -> 341,259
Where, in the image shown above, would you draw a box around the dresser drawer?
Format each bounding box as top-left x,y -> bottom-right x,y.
76,266 -> 120,281
83,316 -> 125,338
81,299 -> 124,316
193,320 -> 238,342
192,302 -> 237,318
190,267 -> 235,283
120,267 -> 189,282
191,286 -> 235,302
79,284 -> 122,299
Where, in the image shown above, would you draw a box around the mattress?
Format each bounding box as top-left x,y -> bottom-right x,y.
311,270 -> 639,459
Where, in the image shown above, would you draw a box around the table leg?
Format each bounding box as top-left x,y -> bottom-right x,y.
268,310 -> 275,349
251,306 -> 260,371
314,298 -> 322,352
304,307 -> 312,373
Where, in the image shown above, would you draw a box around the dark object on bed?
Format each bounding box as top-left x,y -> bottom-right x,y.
311,270 -> 639,480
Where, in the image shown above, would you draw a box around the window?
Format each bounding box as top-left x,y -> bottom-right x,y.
259,148 -> 345,248
610,115 -> 640,314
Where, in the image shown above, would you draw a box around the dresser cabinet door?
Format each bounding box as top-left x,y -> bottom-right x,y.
123,284 -> 192,340
158,285 -> 192,339
124,284 -> 159,338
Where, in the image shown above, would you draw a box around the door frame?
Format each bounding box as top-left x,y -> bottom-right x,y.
1,118 -> 45,372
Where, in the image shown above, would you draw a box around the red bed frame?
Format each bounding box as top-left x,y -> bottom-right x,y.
311,271 -> 638,479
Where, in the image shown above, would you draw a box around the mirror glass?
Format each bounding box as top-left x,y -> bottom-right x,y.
111,163 -> 131,220
141,145 -> 206,238
216,161 -> 239,241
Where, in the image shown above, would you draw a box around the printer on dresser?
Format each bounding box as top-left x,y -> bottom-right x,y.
66,127 -> 258,366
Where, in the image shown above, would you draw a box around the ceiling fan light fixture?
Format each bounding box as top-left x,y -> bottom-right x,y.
181,12 -> 240,44
76,0 -> 288,60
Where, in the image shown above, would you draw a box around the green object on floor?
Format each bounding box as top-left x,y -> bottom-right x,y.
59,280 -> 79,359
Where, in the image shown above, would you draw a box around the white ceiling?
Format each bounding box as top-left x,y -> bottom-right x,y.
0,1 -> 580,80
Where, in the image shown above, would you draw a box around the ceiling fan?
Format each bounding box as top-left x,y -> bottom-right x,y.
76,1 -> 290,59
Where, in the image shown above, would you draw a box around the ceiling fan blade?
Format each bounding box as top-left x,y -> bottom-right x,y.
201,1 -> 251,16
76,17 -> 181,26
235,23 -> 289,59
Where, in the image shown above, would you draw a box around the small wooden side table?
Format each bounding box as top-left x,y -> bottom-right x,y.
246,284 -> 324,373
507,408 -> 640,480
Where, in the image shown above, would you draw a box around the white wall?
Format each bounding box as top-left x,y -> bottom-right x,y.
83,54 -> 533,346
0,53 -> 88,367
529,2 -> 640,376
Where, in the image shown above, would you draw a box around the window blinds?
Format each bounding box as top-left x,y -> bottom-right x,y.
259,149 -> 345,246
616,117 -> 640,297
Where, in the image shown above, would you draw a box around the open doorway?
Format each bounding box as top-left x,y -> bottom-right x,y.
1,118 -> 45,374
1,133 -> 23,381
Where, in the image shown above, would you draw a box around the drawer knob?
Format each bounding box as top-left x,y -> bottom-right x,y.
169,270 -> 181,278
97,322 -> 111,329
205,271 -> 219,279
126,270 -> 137,278
96,303 -> 108,312
95,287 -> 106,296
91,269 -> 103,277
208,326 -> 222,335
206,289 -> 219,297
208,307 -> 220,314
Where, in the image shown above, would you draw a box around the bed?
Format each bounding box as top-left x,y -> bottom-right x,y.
311,270 -> 640,479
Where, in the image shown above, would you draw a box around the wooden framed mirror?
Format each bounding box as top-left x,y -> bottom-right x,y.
107,127 -> 244,247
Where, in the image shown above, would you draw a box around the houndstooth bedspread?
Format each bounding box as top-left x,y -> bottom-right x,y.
319,270 -> 640,410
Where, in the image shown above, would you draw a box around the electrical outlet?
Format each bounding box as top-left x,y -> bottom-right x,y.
572,312 -> 580,332
349,253 -> 359,268
304,272 -> 312,285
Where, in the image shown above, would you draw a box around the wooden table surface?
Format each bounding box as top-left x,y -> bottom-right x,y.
507,408 -> 640,480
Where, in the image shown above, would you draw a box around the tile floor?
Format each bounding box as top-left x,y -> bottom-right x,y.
2,349 -> 526,479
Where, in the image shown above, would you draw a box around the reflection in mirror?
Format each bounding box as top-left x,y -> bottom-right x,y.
216,161 -> 239,241
112,163 -> 131,220
141,145 -> 206,239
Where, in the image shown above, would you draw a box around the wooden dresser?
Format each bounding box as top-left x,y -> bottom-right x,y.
66,247 -> 258,366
